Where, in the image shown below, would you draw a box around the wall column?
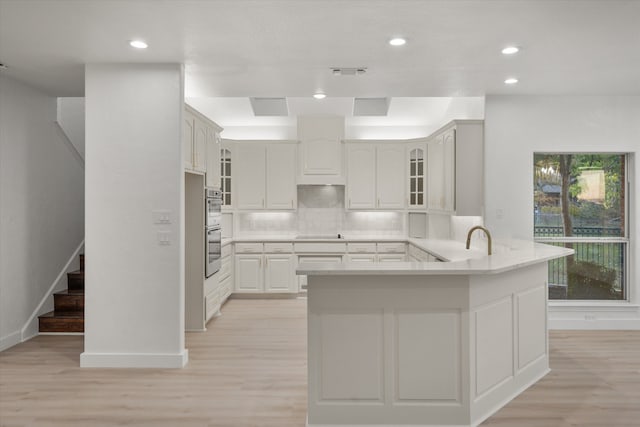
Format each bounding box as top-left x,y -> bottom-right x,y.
81,64 -> 186,368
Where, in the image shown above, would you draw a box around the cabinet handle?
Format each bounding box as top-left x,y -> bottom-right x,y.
349,198 -> 351,208
377,198 -> 380,207
259,258 -> 262,267
291,199 -> 294,208
262,198 -> 265,208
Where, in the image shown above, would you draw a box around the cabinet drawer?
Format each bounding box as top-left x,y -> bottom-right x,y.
347,254 -> 376,262
378,254 -> 406,262
294,242 -> 347,253
347,243 -> 376,253
377,242 -> 406,253
235,243 -> 263,253
219,259 -> 232,281
221,244 -> 233,258
205,290 -> 220,321
204,273 -> 219,296
264,242 -> 293,253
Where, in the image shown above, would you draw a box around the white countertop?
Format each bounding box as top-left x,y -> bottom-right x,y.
220,234 -> 573,275
299,238 -> 573,275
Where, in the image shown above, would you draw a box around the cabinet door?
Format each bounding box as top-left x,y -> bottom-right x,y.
266,144 -> 297,210
183,113 -> 195,170
442,129 -> 456,212
346,254 -> 376,263
220,145 -> 233,208
264,254 -> 295,293
193,118 -> 208,173
427,136 -> 445,211
236,144 -> 266,209
346,144 -> 376,209
407,142 -> 427,209
206,129 -> 221,188
301,138 -> 342,176
235,255 -> 263,292
376,144 -> 405,209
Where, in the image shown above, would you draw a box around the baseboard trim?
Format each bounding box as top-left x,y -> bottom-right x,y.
549,318 -> 640,330
80,349 -> 189,368
0,331 -> 21,352
20,240 -> 85,342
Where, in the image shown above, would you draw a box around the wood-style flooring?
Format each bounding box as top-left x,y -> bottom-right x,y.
1,298 -> 639,427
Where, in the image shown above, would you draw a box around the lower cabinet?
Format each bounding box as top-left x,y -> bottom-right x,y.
235,254 -> 264,292
297,255 -> 344,291
235,247 -> 297,294
377,254 -> 406,262
265,254 -> 296,293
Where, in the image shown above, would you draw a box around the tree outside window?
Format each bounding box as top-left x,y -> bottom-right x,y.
534,154 -> 628,300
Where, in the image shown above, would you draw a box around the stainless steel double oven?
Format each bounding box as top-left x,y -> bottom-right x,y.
205,188 -> 222,278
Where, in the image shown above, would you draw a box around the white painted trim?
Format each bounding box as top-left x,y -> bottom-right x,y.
80,349 -> 189,368
38,332 -> 84,336
20,240 -> 85,342
0,331 -> 21,352
549,319 -> 640,330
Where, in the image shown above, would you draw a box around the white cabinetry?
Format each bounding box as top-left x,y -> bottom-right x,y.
346,142 -> 405,210
234,242 -> 297,294
376,144 -> 405,209
427,121 -> 483,215
236,144 -> 266,210
235,254 -> 263,292
206,126 -> 222,188
297,116 -> 345,185
346,144 -> 376,209
407,140 -> 427,209
266,144 -> 297,209
264,254 -> 296,292
235,142 -> 296,210
184,105 -> 223,175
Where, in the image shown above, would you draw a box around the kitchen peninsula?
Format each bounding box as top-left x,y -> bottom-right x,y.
299,239 -> 573,427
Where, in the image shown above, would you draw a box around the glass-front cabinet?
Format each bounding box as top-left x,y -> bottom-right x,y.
220,147 -> 232,208
407,141 -> 427,209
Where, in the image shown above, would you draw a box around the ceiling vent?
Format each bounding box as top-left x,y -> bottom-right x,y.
353,97 -> 390,116
331,67 -> 367,76
249,97 -> 289,116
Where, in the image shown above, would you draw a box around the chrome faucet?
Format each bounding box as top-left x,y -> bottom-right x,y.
466,226 -> 493,255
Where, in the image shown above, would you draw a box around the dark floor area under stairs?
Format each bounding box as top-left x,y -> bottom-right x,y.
38,254 -> 84,333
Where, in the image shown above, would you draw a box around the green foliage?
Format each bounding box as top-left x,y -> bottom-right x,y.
567,260 -> 620,300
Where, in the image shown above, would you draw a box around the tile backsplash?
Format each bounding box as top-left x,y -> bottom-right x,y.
235,185 -> 405,237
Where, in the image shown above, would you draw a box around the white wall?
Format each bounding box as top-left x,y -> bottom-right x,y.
484,95 -> 640,328
0,75 -> 85,351
56,97 -> 85,159
82,64 -> 187,367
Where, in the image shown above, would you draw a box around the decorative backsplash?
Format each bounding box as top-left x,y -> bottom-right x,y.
235,185 -> 405,236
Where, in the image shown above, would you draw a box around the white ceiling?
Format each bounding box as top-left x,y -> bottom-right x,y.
1,0 -> 640,98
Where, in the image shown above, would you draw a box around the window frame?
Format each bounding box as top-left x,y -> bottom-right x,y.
533,151 -> 631,302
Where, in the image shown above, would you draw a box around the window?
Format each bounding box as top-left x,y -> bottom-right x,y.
220,148 -> 231,206
534,154 -> 629,300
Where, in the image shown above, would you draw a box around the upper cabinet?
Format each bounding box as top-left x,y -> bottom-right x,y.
406,141 -> 427,210
220,143 -> 233,208
427,121 -> 483,215
345,142 -> 405,210
297,116 -> 344,185
234,142 -> 297,211
183,104 -> 223,179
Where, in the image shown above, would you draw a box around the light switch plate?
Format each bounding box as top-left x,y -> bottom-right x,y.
157,230 -> 171,245
153,210 -> 172,224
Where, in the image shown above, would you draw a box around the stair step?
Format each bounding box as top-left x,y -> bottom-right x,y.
67,270 -> 84,291
53,290 -> 84,313
38,311 -> 84,333
79,254 -> 84,271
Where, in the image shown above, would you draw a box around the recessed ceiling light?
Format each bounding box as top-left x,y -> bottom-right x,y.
129,40 -> 148,49
504,78 -> 519,85
389,37 -> 406,46
313,93 -> 326,100
501,46 -> 519,55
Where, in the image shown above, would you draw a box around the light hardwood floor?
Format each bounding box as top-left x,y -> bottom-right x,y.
1,298 -> 639,427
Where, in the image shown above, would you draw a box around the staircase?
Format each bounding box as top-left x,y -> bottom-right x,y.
38,254 -> 84,333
